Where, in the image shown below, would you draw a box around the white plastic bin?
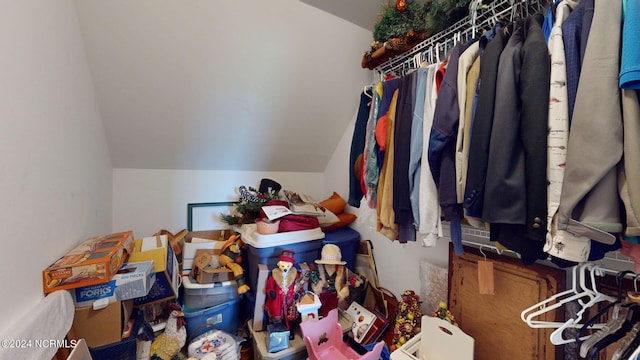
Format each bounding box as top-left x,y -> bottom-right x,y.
182,275 -> 238,309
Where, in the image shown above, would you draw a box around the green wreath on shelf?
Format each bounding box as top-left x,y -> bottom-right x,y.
361,0 -> 472,70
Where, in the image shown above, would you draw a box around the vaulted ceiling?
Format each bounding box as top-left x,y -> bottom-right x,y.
73,0 -> 376,172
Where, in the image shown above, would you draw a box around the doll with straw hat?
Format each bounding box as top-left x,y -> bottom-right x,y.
311,244 -> 350,316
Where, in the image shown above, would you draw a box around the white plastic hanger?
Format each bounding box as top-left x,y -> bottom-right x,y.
521,263 -> 590,327
549,264 -> 616,345
521,263 -> 612,330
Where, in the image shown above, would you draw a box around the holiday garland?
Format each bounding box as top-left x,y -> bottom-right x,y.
361,0 -> 472,70
220,186 -> 279,225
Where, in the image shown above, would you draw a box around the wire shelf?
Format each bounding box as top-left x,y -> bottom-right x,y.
373,0 -> 547,76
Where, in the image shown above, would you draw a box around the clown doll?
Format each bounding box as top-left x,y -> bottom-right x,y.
265,250 -> 301,330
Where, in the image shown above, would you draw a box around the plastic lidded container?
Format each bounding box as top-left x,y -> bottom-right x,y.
182,275 -> 238,309
236,225 -> 325,291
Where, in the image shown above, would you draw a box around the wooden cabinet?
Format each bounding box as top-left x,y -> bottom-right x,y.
448,244 -> 565,360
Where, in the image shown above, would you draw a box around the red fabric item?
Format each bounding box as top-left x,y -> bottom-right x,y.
435,59 -> 448,93
260,199 -> 320,232
279,214 -> 320,232
318,291 -> 338,318
375,113 -> 389,151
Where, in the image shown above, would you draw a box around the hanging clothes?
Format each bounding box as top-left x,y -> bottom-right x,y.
486,15 -> 550,262
377,88 -> 401,240
619,0 -> 640,89
454,41 -> 479,207
348,90 -> 373,208
548,0 -> 623,262
429,42 -> 466,254
392,72 -> 418,234
408,66 -> 429,232
418,63 -> 442,247
463,26 -> 511,220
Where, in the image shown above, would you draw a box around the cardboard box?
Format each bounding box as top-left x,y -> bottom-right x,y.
43,231 -> 134,293
190,249 -> 234,284
89,311 -> 141,360
128,235 -> 179,306
72,299 -> 134,349
182,230 -> 233,275
71,260 -> 156,308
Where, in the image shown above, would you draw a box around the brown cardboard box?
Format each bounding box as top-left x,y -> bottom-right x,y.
42,231 -> 134,293
191,249 -> 234,284
182,230 -> 233,276
72,299 -> 134,348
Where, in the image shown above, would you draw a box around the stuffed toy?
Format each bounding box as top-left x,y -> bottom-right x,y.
265,250 -> 301,329
310,244 -> 351,317
218,235 -> 250,294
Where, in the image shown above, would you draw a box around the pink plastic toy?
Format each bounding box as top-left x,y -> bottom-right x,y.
300,308 -> 385,360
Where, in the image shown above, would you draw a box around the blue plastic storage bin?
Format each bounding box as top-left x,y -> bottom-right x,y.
321,227 -> 361,271
241,227 -> 325,291
183,297 -> 240,340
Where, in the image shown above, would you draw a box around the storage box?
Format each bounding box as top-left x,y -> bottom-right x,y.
89,311 -> 142,360
191,249 -> 234,284
321,227 -> 361,271
182,275 -> 238,309
72,299 -> 134,348
71,261 -> 156,308
183,230 -> 234,275
249,320 -> 307,360
128,235 -> 179,306
240,226 -> 324,291
183,297 -> 240,339
43,231 -> 134,293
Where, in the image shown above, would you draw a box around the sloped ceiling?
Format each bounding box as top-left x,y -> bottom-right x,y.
73,0 -> 374,172
300,0 -> 381,32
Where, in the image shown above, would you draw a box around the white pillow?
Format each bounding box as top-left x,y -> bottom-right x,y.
317,209 -> 340,227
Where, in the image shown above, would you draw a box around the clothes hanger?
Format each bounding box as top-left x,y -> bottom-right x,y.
522,263 -> 599,328
619,323 -> 640,360
577,270 -> 636,356
549,264 -> 617,345
577,270 -> 636,339
628,274 -> 640,303
611,322 -> 640,360
479,244 -> 487,260
363,85 -> 373,99
585,303 -> 640,359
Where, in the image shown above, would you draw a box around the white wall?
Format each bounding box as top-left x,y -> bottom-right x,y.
0,0 -> 112,334
323,99 -> 451,297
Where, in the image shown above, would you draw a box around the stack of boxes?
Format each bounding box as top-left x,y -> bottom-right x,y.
41,231 -> 181,360
181,230 -> 241,341
40,224 -> 362,359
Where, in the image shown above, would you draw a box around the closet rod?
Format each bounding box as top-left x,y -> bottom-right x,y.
374,0 -> 546,76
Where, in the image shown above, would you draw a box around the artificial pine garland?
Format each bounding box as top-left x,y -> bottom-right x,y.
373,0 -> 429,43
220,185 -> 279,225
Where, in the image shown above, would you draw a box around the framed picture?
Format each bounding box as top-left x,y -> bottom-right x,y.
187,202 -> 237,231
